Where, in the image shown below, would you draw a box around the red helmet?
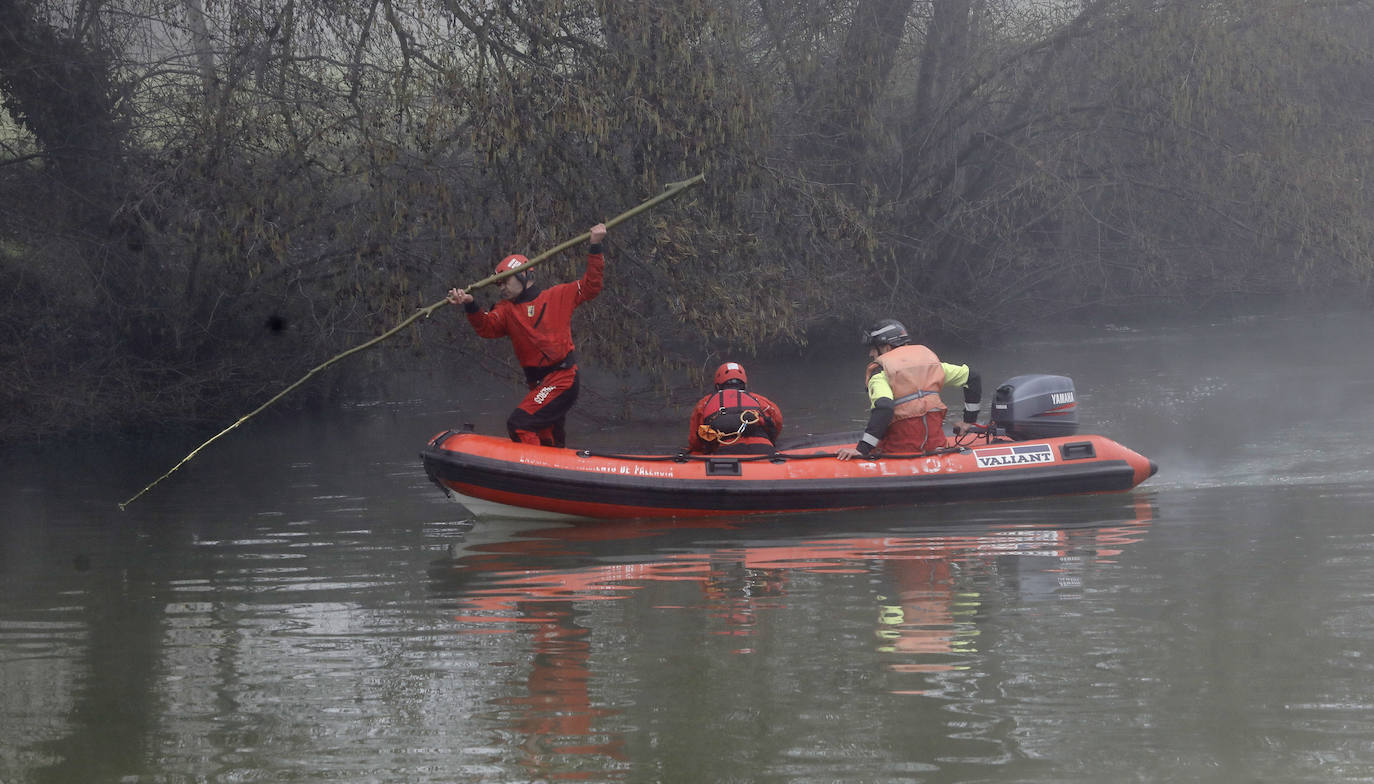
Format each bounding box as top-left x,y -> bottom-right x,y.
714,362 -> 748,388
494,254 -> 529,277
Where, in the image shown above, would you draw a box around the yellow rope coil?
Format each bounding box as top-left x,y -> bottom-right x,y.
702,409 -> 760,445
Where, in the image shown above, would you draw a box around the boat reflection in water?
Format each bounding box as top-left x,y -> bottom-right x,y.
428,496 -> 1155,777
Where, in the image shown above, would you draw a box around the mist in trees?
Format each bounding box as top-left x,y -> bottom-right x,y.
2,0 -> 1372,440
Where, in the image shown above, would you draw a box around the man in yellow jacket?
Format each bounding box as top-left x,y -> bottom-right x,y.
836,319 -> 982,460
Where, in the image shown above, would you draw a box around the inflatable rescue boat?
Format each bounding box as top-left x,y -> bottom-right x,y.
421,374 -> 1157,520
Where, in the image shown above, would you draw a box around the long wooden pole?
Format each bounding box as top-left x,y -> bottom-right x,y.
119,173 -> 706,510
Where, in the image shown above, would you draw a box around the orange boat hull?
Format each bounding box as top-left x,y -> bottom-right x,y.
420,431 -> 1156,520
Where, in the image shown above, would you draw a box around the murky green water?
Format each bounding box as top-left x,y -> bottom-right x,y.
3,310 -> 1373,782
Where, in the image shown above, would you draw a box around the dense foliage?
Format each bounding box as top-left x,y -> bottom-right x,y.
2,0 -> 1372,439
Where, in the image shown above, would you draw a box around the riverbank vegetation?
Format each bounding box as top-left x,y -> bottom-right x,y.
2,0 -> 1372,440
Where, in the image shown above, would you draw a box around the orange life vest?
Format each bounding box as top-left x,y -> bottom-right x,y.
874,345 -> 947,420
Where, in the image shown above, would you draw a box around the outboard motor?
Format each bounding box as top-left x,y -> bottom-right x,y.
991,374 -> 1079,440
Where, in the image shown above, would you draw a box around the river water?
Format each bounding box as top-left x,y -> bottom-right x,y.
3,309 -> 1373,783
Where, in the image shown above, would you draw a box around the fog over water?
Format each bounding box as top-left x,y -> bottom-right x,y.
2,307 -> 1372,783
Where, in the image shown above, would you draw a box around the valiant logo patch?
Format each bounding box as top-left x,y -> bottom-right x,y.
975,443 -> 1056,468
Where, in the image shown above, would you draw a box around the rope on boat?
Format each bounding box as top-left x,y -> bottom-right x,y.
573,446 -> 969,463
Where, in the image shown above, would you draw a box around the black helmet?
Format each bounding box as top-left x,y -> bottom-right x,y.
861,319 -> 910,348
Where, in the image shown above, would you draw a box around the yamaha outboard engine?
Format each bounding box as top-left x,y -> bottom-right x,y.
991,374 -> 1079,440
